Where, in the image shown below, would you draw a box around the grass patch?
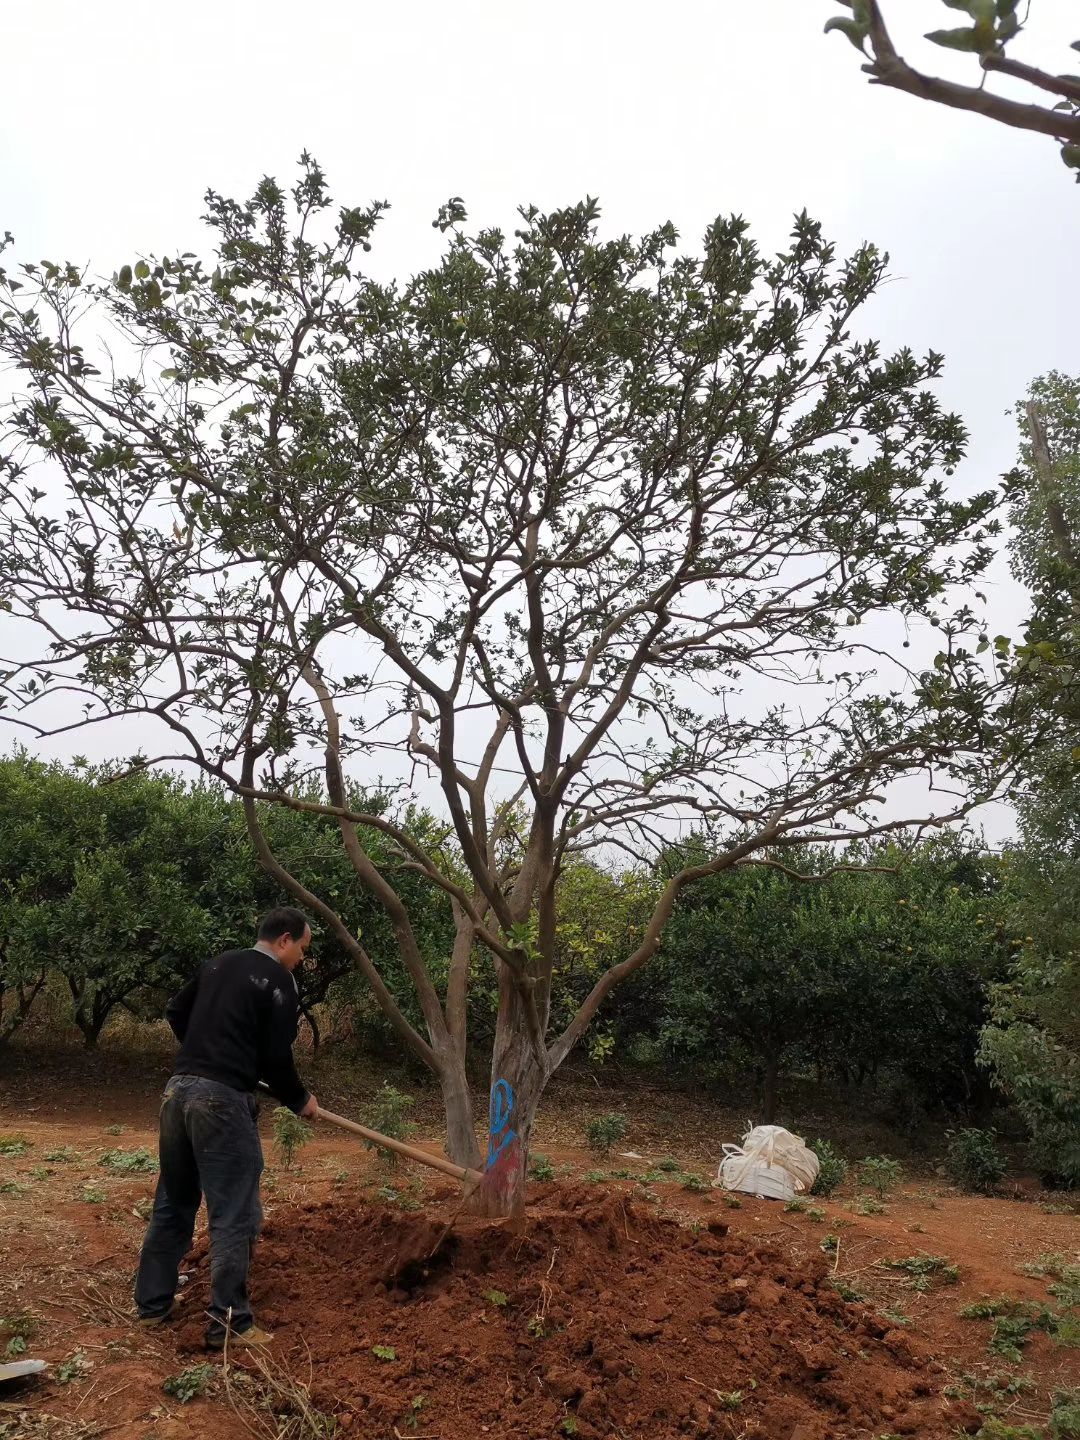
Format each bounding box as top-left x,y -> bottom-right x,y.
98,1147 -> 156,1174
0,1135 -> 31,1158
163,1362 -> 218,1403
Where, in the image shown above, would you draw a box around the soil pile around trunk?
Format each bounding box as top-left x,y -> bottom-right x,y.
176,1186 -> 977,1439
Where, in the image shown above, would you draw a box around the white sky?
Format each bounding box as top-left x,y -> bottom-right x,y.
2,0 -> 1076,847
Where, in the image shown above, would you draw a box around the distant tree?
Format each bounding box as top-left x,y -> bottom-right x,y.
825,2 -> 1080,178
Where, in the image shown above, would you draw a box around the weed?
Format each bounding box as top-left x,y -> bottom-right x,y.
832,1280 -> 866,1302
271,1109 -> 311,1170
528,1153 -> 555,1182
163,1362 -> 218,1403
98,1147 -> 156,1174
657,1156 -> 681,1173
29,1167 -> 49,1181
583,1169 -> 607,1184
132,1197 -> 153,1221
559,1418 -> 579,1436
56,1351 -> 89,1384
372,1345 -> 397,1362
972,1422 -> 1042,1439
402,1395 -> 427,1431
43,1147 -> 78,1163
809,1139 -> 849,1196
362,1084 -> 416,1167
907,1223 -> 926,1234
585,1112 -> 628,1158
820,1234 -> 839,1253
376,1184 -> 422,1211
0,1313 -> 35,1359
959,1295 -> 1061,1361
682,1173 -> 709,1193
103,1124 -> 124,1136
0,1135 -> 31,1158
785,1197 -> 808,1214
857,1156 -> 903,1198
717,1391 -> 742,1409
527,1315 -> 548,1339
1050,1388 -> 1080,1439
80,1186 -> 106,1204
484,1289 -> 508,1308
856,1196 -> 887,1216
880,1307 -> 911,1327
610,1167 -> 635,1180
884,1254 -> 960,1290
722,1194 -> 743,1209
0,1181 -> 25,1196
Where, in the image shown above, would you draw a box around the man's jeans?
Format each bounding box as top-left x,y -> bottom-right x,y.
135,1075 -> 264,1341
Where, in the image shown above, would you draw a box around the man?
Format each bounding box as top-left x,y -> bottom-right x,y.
134,906 -> 319,1348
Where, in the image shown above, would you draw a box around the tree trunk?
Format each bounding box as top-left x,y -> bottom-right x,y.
438,1056 -> 483,1171
762,1049 -> 780,1124
471,980 -> 548,1217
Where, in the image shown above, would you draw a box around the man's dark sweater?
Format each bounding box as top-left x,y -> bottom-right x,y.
165,948 -> 309,1113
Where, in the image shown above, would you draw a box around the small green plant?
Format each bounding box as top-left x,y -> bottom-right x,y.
403,1395 -> 427,1431
1050,1388 -> 1080,1439
820,1234 -> 839,1253
585,1112 -> 628,1158
717,1391 -> 742,1409
855,1196 -> 886,1216
484,1289 -> 508,1308
528,1153 -> 555,1182
583,1169 -> 607,1183
29,1166 -> 49,1181
884,1254 -> 960,1291
372,1345 -> 397,1362
657,1156 -> 680,1173
1,1313 -> 35,1359
103,1124 -> 124,1136
0,1180 -> 25,1195
80,1185 -> 106,1204
682,1173 -> 709,1193
857,1155 -> 903,1198
810,1139 -> 849,1196
832,1279 -> 866,1302
959,1296 -> 1058,1362
945,1128 -> 1006,1194
98,1147 -> 157,1174
722,1194 -> 742,1209
56,1351 -> 89,1384
527,1315 -> 548,1339
0,1135 -> 31,1158
271,1108 -> 311,1170
609,1167 -> 634,1180
559,1418 -> 579,1437
880,1307 -> 911,1327
43,1147 -> 78,1163
376,1184 -> 422,1211
362,1084 -> 416,1167
163,1362 -> 217,1403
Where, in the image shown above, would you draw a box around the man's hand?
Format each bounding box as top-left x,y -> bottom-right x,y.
299,1095 -> 319,1121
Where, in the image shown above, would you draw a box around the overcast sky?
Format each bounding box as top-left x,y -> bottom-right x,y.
2,0 -> 1076,846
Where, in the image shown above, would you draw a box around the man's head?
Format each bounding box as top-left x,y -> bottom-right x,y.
256,906 -> 311,972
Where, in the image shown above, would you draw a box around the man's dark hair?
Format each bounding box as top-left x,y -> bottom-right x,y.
257,906 -> 309,943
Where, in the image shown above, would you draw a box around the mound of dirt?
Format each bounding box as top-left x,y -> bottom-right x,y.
175,1187 -> 978,1439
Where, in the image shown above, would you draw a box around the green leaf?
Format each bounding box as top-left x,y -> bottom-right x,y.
160,368 -> 180,382
925,26 -> 985,51
824,15 -> 869,50
1062,144 -> 1080,169
117,265 -> 132,290
995,0 -> 1020,16
996,13 -> 1020,42
134,260 -> 150,280
1072,746 -> 1080,763
372,1345 -> 397,1361
242,325 -> 255,343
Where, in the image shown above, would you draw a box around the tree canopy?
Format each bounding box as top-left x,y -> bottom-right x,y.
0,164 -> 1025,1208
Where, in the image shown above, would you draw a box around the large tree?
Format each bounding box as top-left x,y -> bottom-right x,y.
825,1 -> 1080,178
0,165 -> 1020,1210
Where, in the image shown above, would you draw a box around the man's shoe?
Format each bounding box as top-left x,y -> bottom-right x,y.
136,1297 -> 180,1328
206,1324 -> 273,1351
